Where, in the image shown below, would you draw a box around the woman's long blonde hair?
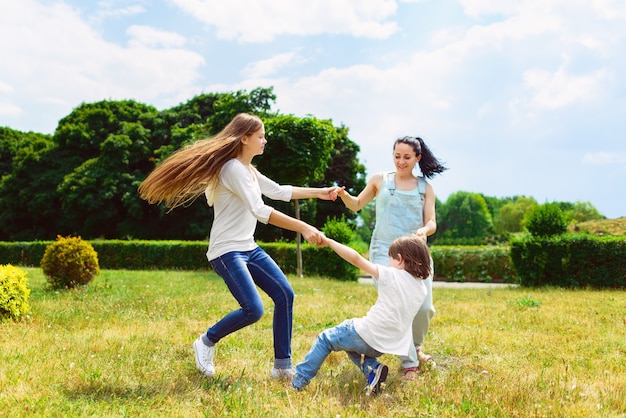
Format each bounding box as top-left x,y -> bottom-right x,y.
138,113 -> 263,209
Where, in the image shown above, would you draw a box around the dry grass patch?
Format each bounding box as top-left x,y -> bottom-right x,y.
569,217 -> 626,236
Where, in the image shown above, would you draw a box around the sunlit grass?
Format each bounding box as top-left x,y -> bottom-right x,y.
1,268 -> 625,417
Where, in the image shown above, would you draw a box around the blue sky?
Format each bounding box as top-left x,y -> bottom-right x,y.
2,0 -> 625,219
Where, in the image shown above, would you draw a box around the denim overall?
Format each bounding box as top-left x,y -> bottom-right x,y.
370,172 -> 435,368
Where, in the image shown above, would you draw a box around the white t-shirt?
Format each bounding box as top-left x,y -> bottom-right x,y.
205,159 -> 292,261
353,265 -> 427,356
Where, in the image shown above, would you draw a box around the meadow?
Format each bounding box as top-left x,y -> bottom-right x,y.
1,268 -> 625,417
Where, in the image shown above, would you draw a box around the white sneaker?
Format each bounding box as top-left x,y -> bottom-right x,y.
192,336 -> 215,377
270,367 -> 294,379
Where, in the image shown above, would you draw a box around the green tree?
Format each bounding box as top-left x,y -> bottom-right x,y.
493,196 -> 538,234
563,201 -> 605,223
1,128 -> 51,177
438,191 -> 493,239
0,128 -> 55,240
0,88 -> 368,242
481,194 -> 513,221
254,114 -> 336,241
209,87 -> 276,133
524,202 -> 567,237
311,124 -> 367,227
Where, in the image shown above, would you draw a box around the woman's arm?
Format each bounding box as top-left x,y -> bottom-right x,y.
268,210 -> 323,245
290,186 -> 340,201
337,173 -> 382,212
416,183 -> 437,241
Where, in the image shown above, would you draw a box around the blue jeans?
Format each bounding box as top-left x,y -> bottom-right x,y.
208,247 -> 294,363
293,319 -> 383,389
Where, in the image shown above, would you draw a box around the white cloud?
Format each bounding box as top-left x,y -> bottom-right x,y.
0,0 -> 205,132
126,25 -> 187,48
521,66 -> 609,109
91,2 -> 145,23
170,0 -> 399,42
96,0 -> 146,19
592,0 -> 626,19
0,102 -> 22,118
458,0 -> 518,18
0,81 -> 13,94
582,152 -> 626,165
241,51 -> 304,78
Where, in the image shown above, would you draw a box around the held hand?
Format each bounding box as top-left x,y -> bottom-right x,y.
336,186 -> 347,198
317,233 -> 330,247
303,226 -> 323,245
322,186 -> 342,201
415,230 -> 428,242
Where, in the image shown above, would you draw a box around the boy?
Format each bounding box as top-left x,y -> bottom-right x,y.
292,234 -> 431,395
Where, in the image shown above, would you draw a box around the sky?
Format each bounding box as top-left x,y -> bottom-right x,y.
1,0 -> 625,219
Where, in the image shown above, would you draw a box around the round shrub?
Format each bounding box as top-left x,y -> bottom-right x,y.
322,217 -> 354,244
40,236 -> 100,289
524,203 -> 567,237
0,264 -> 31,322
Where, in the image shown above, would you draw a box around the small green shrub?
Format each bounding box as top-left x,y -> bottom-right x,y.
40,236 -> 100,289
524,203 -> 567,237
0,264 -> 31,322
322,217 -> 354,244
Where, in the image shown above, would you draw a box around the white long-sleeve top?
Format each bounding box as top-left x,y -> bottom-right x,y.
353,265 -> 427,356
205,158 -> 292,261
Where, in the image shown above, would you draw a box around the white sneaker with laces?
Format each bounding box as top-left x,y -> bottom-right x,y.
192,336 -> 215,377
270,367 -> 294,379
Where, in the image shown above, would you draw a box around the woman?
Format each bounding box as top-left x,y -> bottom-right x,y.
138,113 -> 338,379
337,135 -> 447,379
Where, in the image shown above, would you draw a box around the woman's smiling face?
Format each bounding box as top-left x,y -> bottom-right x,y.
393,142 -> 420,173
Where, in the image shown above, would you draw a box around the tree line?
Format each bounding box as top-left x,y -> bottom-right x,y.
0,87 -> 604,243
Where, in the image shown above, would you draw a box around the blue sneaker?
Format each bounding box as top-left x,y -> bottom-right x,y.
365,363 -> 388,396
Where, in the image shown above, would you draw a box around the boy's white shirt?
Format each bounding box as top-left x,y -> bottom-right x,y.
353,265 -> 427,356
205,158 -> 292,261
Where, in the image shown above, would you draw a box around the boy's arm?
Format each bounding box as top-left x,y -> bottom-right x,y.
322,236 -> 379,278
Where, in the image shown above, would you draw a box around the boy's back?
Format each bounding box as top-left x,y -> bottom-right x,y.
354,265 -> 427,356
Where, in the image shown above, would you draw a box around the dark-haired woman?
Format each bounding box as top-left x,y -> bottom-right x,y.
337,136 -> 447,380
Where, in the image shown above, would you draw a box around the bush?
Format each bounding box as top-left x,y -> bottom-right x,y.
40,236 -> 100,289
524,203 -> 567,237
510,234 -> 626,288
322,217 -> 354,244
430,245 -> 518,283
0,264 -> 31,322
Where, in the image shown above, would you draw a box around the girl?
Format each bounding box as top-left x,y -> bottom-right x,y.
139,113 -> 339,378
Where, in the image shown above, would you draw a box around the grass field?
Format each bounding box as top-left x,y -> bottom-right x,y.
1,268 -> 625,417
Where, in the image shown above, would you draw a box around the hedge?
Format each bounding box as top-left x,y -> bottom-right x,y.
430,245 -> 518,283
0,240 -> 359,282
510,234 -> 626,288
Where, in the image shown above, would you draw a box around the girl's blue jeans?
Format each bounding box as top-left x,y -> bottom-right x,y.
208,247 -> 294,363
293,319 -> 383,389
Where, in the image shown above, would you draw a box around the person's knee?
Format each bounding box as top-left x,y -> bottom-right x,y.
243,300 -> 265,323
273,285 -> 295,308
283,286 -> 295,305
317,328 -> 334,348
